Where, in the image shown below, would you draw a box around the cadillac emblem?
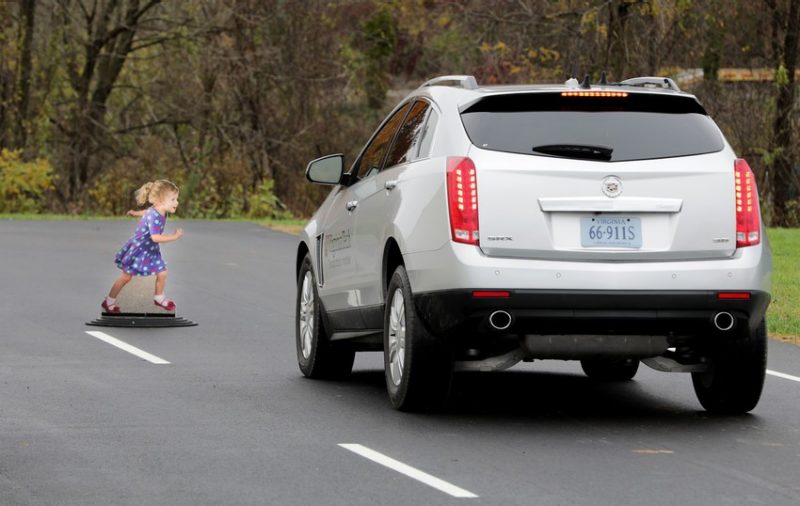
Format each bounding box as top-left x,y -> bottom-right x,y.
602,176 -> 623,198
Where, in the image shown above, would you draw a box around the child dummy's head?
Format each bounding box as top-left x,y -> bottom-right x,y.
134,180 -> 179,207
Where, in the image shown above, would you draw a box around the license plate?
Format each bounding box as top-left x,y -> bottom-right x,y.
580,216 -> 642,248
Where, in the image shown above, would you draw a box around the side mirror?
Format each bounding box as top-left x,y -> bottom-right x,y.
306,154 -> 345,185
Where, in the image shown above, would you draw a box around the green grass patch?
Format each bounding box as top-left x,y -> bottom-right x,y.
766,228 -> 800,343
251,217 -> 306,236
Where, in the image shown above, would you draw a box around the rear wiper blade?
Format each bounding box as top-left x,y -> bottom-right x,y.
532,144 -> 613,161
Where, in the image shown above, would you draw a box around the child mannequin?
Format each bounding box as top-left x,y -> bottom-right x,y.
102,180 -> 184,313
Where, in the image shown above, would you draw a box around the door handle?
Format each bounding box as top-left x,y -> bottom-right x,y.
346,200 -> 359,212
384,180 -> 398,191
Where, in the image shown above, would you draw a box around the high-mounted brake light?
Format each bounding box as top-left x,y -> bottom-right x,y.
446,157 -> 479,245
561,91 -> 628,98
734,159 -> 761,248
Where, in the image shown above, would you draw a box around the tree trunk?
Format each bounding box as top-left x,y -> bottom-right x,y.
15,0 -> 36,150
58,0 -> 163,207
607,0 -> 632,81
767,0 -> 800,226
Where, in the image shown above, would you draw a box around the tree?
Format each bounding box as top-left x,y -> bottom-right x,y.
0,0 -> 796,219
765,0 -> 800,226
50,0 -> 164,209
15,0 -> 36,150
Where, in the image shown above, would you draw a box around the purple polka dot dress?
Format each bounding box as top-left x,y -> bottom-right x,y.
115,207 -> 168,276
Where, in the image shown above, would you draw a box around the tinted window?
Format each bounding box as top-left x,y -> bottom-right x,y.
353,103 -> 411,179
385,100 -> 430,168
460,93 -> 724,162
417,108 -> 438,159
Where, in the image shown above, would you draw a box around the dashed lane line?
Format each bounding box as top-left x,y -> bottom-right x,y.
767,369 -> 800,383
85,331 -> 171,365
339,443 -> 478,499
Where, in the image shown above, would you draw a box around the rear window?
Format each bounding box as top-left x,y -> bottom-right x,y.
460,92 -> 724,162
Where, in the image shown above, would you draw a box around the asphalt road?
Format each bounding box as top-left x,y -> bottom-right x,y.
2,219 -> 800,505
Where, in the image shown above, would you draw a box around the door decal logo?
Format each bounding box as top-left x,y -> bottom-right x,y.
325,228 -> 352,256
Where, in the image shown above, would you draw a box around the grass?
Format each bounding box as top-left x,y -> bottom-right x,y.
251,217 -> 306,235
766,228 -> 800,344
3,213 -> 798,341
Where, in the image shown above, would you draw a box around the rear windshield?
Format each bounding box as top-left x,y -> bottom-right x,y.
460,92 -> 724,162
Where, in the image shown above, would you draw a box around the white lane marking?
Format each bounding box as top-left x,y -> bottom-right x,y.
338,443 -> 478,499
767,369 -> 800,383
85,331 -> 171,365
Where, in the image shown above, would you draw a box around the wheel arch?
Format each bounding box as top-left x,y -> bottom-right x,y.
296,241 -> 310,279
296,239 -> 334,339
382,237 -> 405,298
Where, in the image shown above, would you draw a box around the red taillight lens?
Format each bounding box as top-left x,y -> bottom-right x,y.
472,291 -> 510,298
447,157 -> 479,245
734,159 -> 761,248
717,292 -> 751,300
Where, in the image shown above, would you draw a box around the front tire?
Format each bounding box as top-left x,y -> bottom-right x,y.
383,265 -> 453,411
691,318 -> 767,414
296,254 -> 354,379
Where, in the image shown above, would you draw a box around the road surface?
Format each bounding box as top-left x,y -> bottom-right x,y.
2,220 -> 799,505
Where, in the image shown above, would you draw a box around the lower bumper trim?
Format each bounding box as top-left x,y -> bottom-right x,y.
414,289 -> 770,339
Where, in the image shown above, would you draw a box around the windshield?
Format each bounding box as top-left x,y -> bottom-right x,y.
460,92 -> 725,162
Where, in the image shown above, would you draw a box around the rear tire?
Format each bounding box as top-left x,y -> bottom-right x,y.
580,358 -> 639,381
691,318 -> 767,414
296,254 -> 355,379
383,265 -> 453,411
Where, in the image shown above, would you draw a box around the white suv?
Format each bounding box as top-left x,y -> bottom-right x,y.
295,75 -> 772,413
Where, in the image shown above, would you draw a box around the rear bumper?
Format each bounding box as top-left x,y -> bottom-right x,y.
405,240 -> 772,294
414,289 -> 770,339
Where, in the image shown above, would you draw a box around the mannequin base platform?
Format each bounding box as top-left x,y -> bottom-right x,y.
86,312 -> 197,328
92,277 -> 195,327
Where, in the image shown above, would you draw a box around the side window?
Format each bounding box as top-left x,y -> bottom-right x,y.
384,100 -> 430,169
416,108 -> 438,159
352,103 -> 411,180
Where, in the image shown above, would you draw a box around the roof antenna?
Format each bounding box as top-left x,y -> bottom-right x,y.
600,71 -> 608,85
580,74 -> 591,89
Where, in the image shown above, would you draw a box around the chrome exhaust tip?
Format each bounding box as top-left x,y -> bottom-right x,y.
489,310 -> 513,331
713,311 -> 735,331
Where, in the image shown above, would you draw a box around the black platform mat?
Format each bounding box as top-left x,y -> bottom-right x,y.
86,312 -> 197,328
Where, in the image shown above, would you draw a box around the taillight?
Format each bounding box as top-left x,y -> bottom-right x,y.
472,291 -> 510,298
717,292 -> 751,300
734,159 -> 761,248
446,157 -> 479,245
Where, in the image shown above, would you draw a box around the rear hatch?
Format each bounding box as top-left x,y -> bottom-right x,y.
461,90 -> 736,261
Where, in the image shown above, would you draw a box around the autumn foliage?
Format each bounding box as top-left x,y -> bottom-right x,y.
0,1 -> 798,224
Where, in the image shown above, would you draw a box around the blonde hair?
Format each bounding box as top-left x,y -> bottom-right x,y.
134,179 -> 179,206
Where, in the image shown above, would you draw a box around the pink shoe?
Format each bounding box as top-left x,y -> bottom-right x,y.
101,299 -> 121,314
154,298 -> 176,311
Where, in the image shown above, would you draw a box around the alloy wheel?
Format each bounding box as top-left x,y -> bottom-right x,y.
387,288 -> 406,386
299,271 -> 315,359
